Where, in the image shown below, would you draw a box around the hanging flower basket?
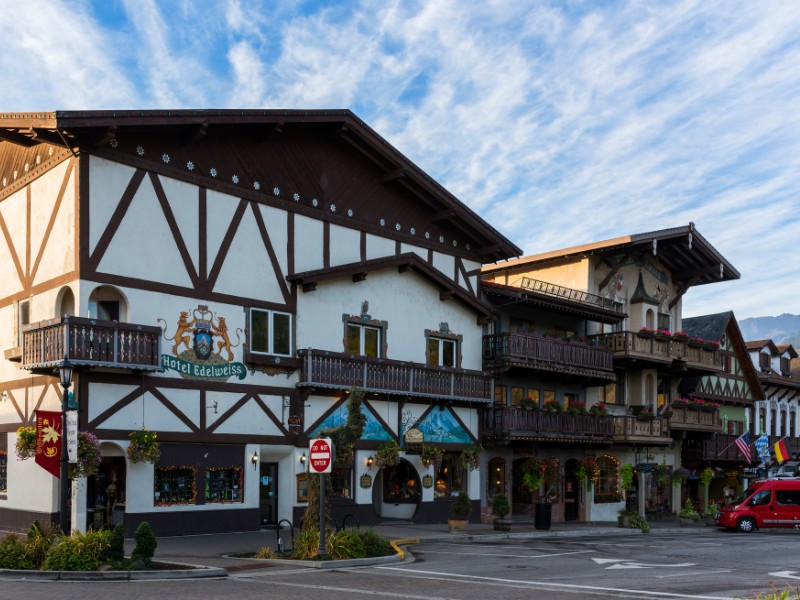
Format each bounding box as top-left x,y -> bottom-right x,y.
375,441 -> 400,469
15,426 -> 35,460
69,431 -> 103,479
460,445 -> 482,471
420,445 -> 444,469
127,428 -> 161,464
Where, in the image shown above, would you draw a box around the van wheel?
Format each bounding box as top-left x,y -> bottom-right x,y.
737,517 -> 756,533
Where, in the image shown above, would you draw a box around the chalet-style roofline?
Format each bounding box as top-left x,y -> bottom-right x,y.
287,252 -> 493,319
0,109 -> 521,262
482,281 -> 626,325
745,339 -> 780,354
482,222 -> 739,287
776,344 -> 799,359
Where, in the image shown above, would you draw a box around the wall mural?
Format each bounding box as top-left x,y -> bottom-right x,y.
416,408 -> 472,444
158,305 -> 246,381
309,402 -> 392,441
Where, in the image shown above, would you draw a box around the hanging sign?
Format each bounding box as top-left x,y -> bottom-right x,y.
66,411 -> 78,464
360,474 -> 373,489
404,428 -> 424,454
35,410 -> 62,478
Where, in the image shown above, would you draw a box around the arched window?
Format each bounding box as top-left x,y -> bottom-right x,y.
433,453 -> 466,498
487,457 -> 506,498
383,459 -> 421,503
88,285 -> 129,322
594,455 -> 620,503
645,309 -> 655,329
56,286 -> 75,317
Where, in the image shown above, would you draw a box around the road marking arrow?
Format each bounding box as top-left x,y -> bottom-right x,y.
592,558 -> 696,569
769,571 -> 800,580
591,558 -> 627,564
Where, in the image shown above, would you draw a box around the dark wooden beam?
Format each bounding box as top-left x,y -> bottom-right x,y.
440,290 -> 453,301
380,168 -> 406,183
181,122 -> 208,145
92,125 -> 118,148
474,244 -> 502,256
352,272 -> 367,282
669,277 -> 698,309
0,129 -> 39,147
398,264 -> 411,274
597,250 -> 636,291
28,128 -> 66,146
430,208 -> 457,223
301,282 -> 317,293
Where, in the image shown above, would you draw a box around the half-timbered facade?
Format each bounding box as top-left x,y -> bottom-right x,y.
0,110 -> 520,535
482,224 -> 739,520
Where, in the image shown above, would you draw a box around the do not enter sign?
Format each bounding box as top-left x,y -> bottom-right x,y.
309,438 -> 333,474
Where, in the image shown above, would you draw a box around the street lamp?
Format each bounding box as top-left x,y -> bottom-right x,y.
59,356 -> 73,533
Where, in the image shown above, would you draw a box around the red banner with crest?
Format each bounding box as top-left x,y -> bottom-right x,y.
35,410 -> 62,478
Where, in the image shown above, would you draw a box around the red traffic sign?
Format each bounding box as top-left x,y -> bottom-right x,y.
309,438 -> 333,474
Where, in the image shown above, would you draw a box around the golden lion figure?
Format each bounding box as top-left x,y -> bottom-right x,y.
158,312 -> 195,355
213,316 -> 242,362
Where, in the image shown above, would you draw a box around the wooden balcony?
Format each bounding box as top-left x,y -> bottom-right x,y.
587,331 -> 721,375
612,416 -> 672,446
483,333 -> 614,382
480,406 -> 613,446
683,433 -> 743,462
668,406 -> 722,433
21,316 -> 162,372
297,349 -> 492,402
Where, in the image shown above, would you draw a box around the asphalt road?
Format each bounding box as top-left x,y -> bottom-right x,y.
2,530 -> 800,599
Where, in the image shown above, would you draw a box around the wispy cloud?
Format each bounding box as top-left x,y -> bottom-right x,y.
1,0 -> 799,318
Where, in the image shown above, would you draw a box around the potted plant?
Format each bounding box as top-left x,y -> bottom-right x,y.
520,398 -> 537,411
375,441 -> 400,469
127,427 -> 161,464
638,327 -> 655,338
491,494 -> 511,531
15,426 -> 35,460
637,406 -> 655,420
420,445 -> 443,469
678,498 -> 701,526
448,491 -> 472,531
543,401 -> 563,413
567,401 -> 587,416
589,403 -> 608,416
459,445 -> 482,471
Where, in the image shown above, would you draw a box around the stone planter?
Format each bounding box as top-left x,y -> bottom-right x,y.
448,519 -> 468,532
678,518 -> 699,527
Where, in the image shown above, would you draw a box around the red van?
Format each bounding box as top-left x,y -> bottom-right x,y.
715,479 -> 800,532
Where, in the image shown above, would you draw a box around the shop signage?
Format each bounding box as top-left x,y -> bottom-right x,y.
35,410 -> 62,478
360,474 -> 373,489
404,427 -> 424,454
422,474 -> 433,489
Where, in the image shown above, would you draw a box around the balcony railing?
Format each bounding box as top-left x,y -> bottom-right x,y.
483,333 -> 614,380
668,406 -> 722,433
587,331 -> 720,371
519,277 -> 625,313
297,349 -> 492,402
612,416 -> 672,445
683,433 -> 744,462
21,316 -> 162,371
481,406 -> 613,445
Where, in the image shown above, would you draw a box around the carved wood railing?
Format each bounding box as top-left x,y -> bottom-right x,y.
481,407 -> 613,443
588,331 -> 720,369
668,406 -> 722,432
22,316 -> 162,371
483,333 -> 614,379
612,416 -> 671,444
297,349 -> 492,402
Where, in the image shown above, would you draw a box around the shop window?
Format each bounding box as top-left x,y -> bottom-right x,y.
384,460 -> 421,502
487,457 -> 506,498
154,467 -> 197,506
329,468 -> 353,499
204,467 -> 243,503
433,453 -> 466,499
250,308 -> 293,356
594,455 -> 620,503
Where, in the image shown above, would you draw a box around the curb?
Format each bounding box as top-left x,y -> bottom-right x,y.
0,563 -> 228,581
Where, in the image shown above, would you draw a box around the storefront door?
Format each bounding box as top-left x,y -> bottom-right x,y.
259,463 -> 278,526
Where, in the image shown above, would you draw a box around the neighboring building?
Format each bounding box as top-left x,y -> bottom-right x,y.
479,278 -> 625,523
745,340 -> 800,463
482,224 -> 739,520
678,312 -> 764,501
0,110 -> 520,535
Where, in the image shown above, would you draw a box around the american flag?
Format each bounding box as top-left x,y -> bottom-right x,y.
734,432 -> 751,464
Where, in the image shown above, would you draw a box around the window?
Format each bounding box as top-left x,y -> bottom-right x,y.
594,455 -> 620,503
564,393 -> 580,409
433,453 -> 466,498
428,336 -> 457,367
494,385 -> 507,405
346,322 -> 381,357
791,413 -> 797,437
657,377 -> 671,410
722,353 -> 732,373
154,467 -> 196,506
602,375 -> 624,405
510,387 -> 524,406
204,467 -> 243,503
759,352 -> 771,371
487,458 -> 506,498
296,473 -> 309,502
657,313 -> 671,331
780,356 -> 790,375
750,490 -> 771,506
543,390 -> 556,404
777,490 -> 800,505
17,299 -> 29,346
0,433 -> 6,494
329,468 -> 353,499
384,461 -> 421,502
250,308 -> 292,356
527,389 -> 540,405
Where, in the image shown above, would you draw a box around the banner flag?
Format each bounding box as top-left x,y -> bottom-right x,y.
66,411 -> 78,464
754,433 -> 771,463
774,439 -> 790,464
34,410 -> 62,478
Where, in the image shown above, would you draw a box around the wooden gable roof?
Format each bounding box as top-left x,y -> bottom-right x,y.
0,110 -> 520,263
482,223 -> 739,289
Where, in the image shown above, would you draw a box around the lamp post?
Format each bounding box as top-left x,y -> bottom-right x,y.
58,356 -> 73,534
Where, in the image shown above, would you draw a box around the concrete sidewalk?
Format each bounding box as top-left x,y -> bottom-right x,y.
138,518 -> 707,571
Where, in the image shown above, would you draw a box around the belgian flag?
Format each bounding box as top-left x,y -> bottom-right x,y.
774,439 -> 790,464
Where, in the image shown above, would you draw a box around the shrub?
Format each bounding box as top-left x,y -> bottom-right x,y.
131,522 -> 157,566
359,528 -> 392,557
451,491 -> 472,519
26,520 -> 60,568
630,514 -> 650,533
109,524 -> 125,562
41,530 -> 111,571
291,527 -> 324,559
327,530 -> 366,560
0,534 -> 35,570
256,546 -> 281,559
678,499 -> 701,521
491,494 -> 510,518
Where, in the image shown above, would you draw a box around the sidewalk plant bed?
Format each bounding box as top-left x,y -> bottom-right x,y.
0,521 -> 164,571
255,527 -> 394,560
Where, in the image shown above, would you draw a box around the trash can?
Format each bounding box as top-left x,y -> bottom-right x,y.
535,502 -> 551,530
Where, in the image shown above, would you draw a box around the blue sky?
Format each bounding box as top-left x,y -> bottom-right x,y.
2,0 -> 799,320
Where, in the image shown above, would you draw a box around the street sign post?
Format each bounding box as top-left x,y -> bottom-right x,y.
309,438 -> 332,474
